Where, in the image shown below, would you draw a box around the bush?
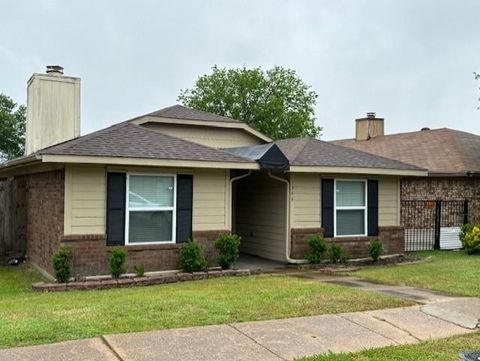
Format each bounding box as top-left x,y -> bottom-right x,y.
461,224 -> 480,255
368,239 -> 384,263
215,234 -> 241,269
328,243 -> 350,264
134,264 -> 145,277
110,247 -> 127,278
52,246 -> 73,283
180,240 -> 208,272
306,235 -> 328,264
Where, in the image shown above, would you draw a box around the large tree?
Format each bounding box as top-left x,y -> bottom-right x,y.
178,66 -> 321,140
0,93 -> 26,161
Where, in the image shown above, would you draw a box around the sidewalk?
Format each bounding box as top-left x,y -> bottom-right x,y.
0,303 -> 476,361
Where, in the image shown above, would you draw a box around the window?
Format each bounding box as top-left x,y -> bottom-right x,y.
126,174 -> 176,244
334,180 -> 367,237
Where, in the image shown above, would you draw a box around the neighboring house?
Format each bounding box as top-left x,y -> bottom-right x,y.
0,67 -> 426,277
332,114 -> 480,250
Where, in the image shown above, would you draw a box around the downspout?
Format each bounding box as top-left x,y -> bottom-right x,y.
267,170 -> 307,264
229,170 -> 252,231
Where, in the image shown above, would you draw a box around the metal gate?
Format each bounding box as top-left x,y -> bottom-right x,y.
401,200 -> 468,251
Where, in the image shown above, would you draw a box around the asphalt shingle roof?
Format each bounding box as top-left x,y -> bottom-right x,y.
147,105 -> 239,123
274,137 -> 423,170
39,122 -> 252,163
332,128 -> 480,175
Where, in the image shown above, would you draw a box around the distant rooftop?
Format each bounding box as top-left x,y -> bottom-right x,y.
332,128 -> 480,175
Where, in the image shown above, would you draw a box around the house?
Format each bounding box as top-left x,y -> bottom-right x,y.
332,113 -> 480,250
0,67 -> 426,277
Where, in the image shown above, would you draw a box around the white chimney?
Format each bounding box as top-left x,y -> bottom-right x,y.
25,65 -> 80,155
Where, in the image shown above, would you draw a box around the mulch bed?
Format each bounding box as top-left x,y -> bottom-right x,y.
32,268 -> 253,292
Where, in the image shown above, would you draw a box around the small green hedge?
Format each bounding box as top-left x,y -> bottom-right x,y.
460,224 -> 480,254
306,236 -> 328,264
110,247 -> 127,278
180,240 -> 208,272
52,246 -> 73,283
215,234 -> 241,269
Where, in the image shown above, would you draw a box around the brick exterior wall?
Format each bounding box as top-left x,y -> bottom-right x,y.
290,228 -> 324,259
290,226 -> 404,259
61,230 -> 226,277
401,177 -> 480,224
12,170 -> 65,274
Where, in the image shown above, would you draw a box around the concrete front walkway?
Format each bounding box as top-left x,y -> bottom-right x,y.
0,305 -> 476,361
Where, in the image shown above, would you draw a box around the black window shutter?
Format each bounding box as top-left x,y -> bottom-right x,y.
322,179 -> 334,237
176,174 -> 193,243
106,172 -> 126,246
367,180 -> 379,236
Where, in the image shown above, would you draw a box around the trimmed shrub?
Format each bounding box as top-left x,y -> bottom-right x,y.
52,246 -> 73,283
306,235 -> 328,264
215,234 -> 241,269
368,239 -> 384,263
328,243 -> 350,264
460,224 -> 480,255
180,240 -> 208,272
110,247 -> 127,278
134,264 -> 145,277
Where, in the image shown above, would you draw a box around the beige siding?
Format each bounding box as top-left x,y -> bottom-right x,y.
64,164 -> 106,235
192,169 -> 230,231
289,173 -> 401,230
235,173 -> 287,261
291,173 -> 321,228
64,165 -> 229,236
378,176 -> 400,226
143,123 -> 263,148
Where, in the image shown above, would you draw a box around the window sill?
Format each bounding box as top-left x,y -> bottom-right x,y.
123,243 -> 181,252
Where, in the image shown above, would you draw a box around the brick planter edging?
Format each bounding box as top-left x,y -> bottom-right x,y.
32,269 -> 252,292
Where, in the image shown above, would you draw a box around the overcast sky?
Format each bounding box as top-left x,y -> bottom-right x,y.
1,0 -> 479,140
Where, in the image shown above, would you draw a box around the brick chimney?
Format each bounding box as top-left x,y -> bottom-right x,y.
25,65 -> 80,155
355,112 -> 384,141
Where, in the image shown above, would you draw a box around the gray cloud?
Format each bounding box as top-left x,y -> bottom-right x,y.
1,0 -> 479,140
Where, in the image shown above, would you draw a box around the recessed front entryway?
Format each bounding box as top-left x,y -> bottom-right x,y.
232,172 -> 288,262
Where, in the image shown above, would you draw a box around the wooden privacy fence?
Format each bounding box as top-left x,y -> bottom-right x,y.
0,178 -> 26,260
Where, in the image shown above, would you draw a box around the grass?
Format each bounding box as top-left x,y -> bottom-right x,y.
297,332 -> 480,361
350,251 -> 480,297
0,265 -> 412,349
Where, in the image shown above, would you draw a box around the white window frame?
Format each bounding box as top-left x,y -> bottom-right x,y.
334,179 -> 368,238
125,173 -> 177,245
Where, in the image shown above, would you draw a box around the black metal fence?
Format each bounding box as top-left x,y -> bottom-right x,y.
401,200 -> 468,251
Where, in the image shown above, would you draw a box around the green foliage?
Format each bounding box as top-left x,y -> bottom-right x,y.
306,235 -> 328,264
178,65 -> 321,140
52,246 -> 72,283
215,234 -> 241,269
179,240 -> 208,272
368,239 -> 384,262
134,264 -> 145,277
328,243 -> 350,264
0,93 -> 26,161
110,247 -> 127,278
460,224 -> 480,254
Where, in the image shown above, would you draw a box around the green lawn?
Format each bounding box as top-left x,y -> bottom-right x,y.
0,265 -> 411,349
298,332 -> 480,361
350,251 -> 480,297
